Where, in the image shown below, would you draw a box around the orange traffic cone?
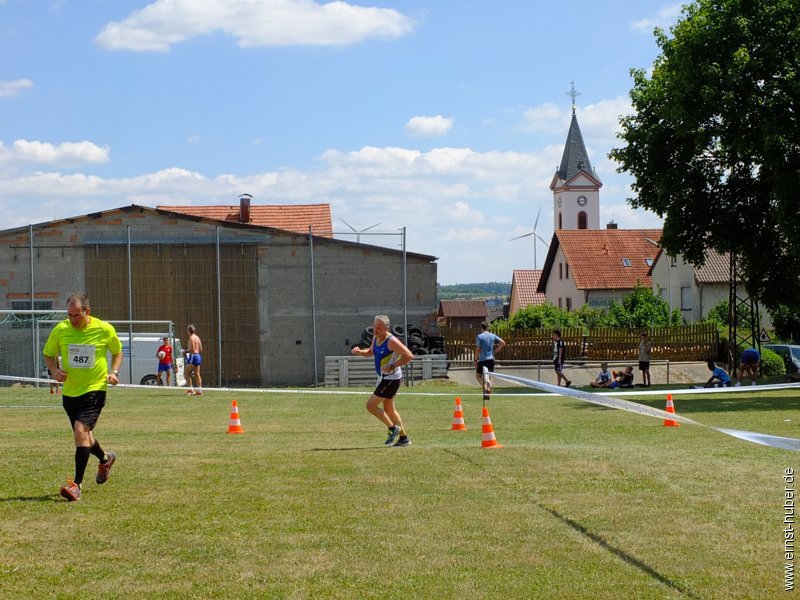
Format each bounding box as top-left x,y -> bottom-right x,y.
663,394 -> 680,427
481,406 -> 502,448
227,399 -> 245,434
451,397 -> 467,430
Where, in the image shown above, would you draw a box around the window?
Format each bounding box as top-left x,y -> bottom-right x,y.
645,258 -> 654,267
566,297 -> 572,311
558,297 -> 562,309
670,255 -> 678,267
622,258 -> 632,267
558,212 -> 563,229
565,263 -> 569,279
559,263 -> 563,279
680,286 -> 692,310
577,211 -> 587,229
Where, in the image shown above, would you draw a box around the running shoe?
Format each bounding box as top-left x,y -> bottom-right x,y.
59,479 -> 81,502
384,425 -> 401,445
185,389 -> 195,395
393,436 -> 411,447
565,380 -> 572,388
96,451 -> 116,484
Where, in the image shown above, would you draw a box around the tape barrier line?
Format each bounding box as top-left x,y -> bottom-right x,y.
490,370 -> 800,452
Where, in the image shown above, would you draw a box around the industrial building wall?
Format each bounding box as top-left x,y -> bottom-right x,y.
0,207 -> 437,386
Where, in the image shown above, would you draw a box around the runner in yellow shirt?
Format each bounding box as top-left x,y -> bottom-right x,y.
43,293 -> 123,501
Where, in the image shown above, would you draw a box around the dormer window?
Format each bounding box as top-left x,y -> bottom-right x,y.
622,258 -> 632,267
645,258 -> 654,267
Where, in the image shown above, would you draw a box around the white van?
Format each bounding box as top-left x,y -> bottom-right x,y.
113,333 -> 186,386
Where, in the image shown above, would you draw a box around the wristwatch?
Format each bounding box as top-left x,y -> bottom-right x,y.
111,370 -> 119,376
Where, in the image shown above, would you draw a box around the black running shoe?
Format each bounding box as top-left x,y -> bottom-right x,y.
393,436 -> 411,447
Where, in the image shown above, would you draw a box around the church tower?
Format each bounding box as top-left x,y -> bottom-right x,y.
549,83 -> 602,231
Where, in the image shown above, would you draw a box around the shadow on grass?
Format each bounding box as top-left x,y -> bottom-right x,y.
540,505 -> 702,600
0,494 -> 61,503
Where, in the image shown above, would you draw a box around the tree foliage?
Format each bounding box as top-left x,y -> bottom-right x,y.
506,284 -> 679,330
609,0 -> 800,311
769,305 -> 800,343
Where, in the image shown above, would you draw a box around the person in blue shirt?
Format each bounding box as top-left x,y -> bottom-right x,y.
703,360 -> 732,387
736,348 -> 761,386
474,322 -> 506,401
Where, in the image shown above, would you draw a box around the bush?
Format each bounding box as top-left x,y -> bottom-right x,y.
759,347 -> 786,377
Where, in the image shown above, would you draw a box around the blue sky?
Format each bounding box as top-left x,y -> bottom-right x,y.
0,0 -> 684,284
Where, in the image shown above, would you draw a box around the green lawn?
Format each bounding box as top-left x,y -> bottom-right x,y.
0,383 -> 797,599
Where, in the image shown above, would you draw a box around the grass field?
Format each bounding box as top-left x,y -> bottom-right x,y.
0,382 -> 798,599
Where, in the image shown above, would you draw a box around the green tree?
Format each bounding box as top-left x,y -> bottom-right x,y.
508,303 -> 578,330
769,305 -> 800,343
609,0 -> 800,312
607,282 -> 681,328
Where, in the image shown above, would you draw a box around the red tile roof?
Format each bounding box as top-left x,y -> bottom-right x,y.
158,203 -> 333,237
437,300 -> 488,318
543,229 -> 662,291
511,269 -> 546,307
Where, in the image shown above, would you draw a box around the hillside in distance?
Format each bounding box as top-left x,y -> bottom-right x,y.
437,282 -> 510,303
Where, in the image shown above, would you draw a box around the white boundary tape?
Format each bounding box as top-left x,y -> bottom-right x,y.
490,370 -> 800,452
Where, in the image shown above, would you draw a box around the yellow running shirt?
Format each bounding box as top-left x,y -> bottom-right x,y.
43,317 -> 122,397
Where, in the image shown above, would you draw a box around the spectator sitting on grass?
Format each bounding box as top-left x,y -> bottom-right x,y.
703,360 -> 731,388
590,363 -> 612,388
606,366 -> 634,389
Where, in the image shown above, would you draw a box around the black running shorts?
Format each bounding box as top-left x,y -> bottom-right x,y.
63,390 -> 107,430
476,359 -> 495,375
373,377 -> 401,399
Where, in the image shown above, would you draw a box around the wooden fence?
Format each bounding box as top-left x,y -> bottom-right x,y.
442,323 -> 718,362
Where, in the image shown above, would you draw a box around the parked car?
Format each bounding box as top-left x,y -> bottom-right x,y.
762,344 -> 800,374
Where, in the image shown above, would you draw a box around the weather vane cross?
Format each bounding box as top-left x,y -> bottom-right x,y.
566,80 -> 581,112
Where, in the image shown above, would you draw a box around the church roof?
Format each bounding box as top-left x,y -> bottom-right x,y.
538,229 -> 662,292
556,110 -> 601,183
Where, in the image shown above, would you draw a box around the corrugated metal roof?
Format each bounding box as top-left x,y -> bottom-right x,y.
541,229 -> 662,291
158,203 -> 333,237
437,299 -> 488,318
511,269 -> 546,306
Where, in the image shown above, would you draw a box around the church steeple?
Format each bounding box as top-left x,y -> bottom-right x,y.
556,109 -> 600,183
549,82 -> 602,231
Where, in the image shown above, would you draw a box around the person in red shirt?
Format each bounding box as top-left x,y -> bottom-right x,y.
156,336 -> 173,386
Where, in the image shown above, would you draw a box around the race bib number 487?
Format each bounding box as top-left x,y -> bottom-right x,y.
68,344 -> 95,369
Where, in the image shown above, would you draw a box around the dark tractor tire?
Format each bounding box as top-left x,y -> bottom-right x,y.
141,374 -> 159,386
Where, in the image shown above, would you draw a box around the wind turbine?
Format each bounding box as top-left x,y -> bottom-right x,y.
509,206 -> 550,270
340,218 -> 381,243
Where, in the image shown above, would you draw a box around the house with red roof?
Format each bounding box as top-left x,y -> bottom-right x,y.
537,228 -> 662,310
509,269 -> 546,316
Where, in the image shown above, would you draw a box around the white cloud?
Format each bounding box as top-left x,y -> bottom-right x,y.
405,115 -> 454,137
95,0 -> 415,52
520,103 -> 563,133
0,139 -> 110,167
0,124 -> 660,282
0,79 -> 33,97
631,4 -> 683,33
